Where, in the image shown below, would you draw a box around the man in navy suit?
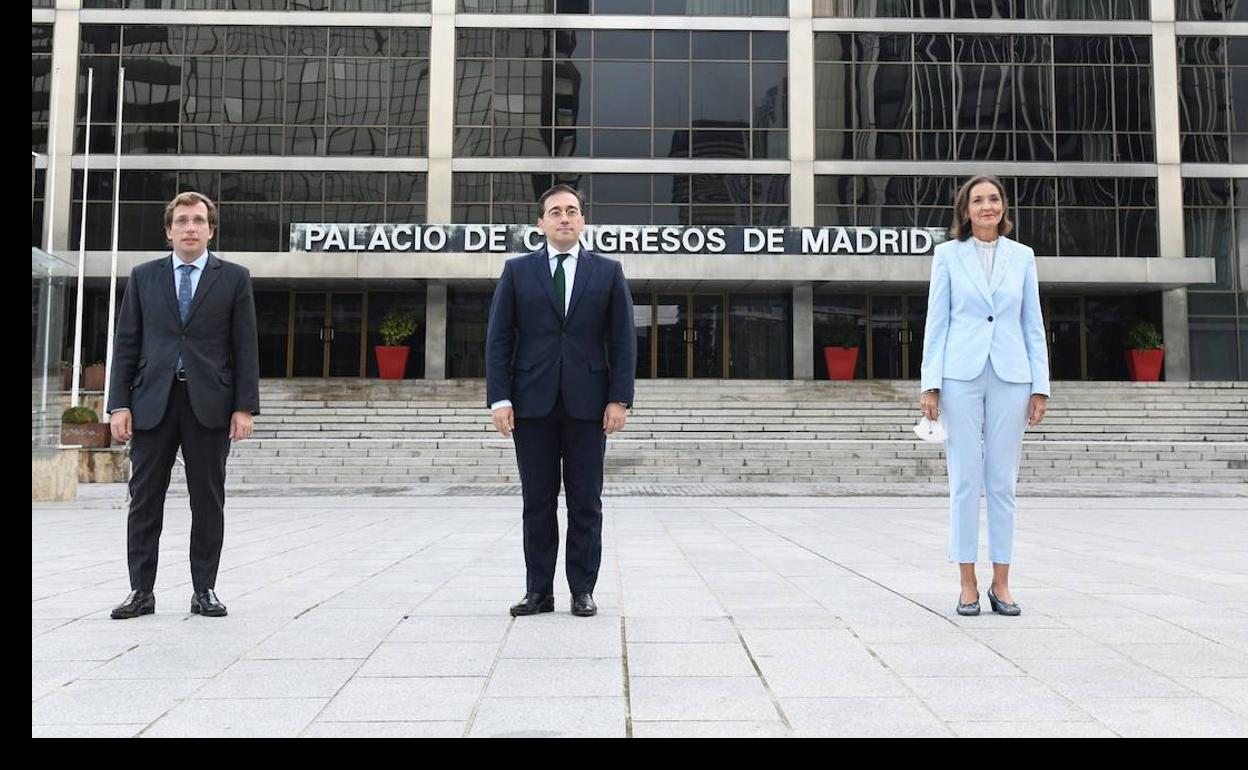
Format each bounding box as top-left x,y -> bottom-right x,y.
486,184 -> 637,618
106,192 -> 260,620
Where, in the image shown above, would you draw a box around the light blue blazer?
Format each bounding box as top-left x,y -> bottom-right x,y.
920,236 -> 1050,396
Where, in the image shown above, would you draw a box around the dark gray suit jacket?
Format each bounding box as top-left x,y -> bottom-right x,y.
107,253 -> 260,431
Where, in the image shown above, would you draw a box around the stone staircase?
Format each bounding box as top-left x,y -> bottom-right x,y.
215,379 -> 1247,487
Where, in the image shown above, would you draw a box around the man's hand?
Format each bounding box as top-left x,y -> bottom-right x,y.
492,406 -> 515,438
603,402 -> 628,435
230,411 -> 254,441
110,411 -> 133,443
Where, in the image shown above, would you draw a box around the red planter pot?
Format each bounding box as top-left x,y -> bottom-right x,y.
375,346 -> 411,380
1125,349 -> 1164,382
823,346 -> 859,380
82,364 -> 106,391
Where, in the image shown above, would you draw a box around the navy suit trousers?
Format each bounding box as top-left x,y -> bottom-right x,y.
512,397 -> 607,595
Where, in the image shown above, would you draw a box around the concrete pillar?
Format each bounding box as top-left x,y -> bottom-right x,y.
44,3 -> 82,254
426,0 -> 455,223
1152,0 -> 1190,381
425,281 -> 448,379
1162,288 -> 1190,381
793,281 -> 814,379
789,2 -> 815,227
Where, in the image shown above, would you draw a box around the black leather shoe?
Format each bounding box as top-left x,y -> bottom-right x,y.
111,590 -> 155,619
190,589 -> 228,617
987,588 -> 1021,616
570,593 -> 597,617
509,593 -> 555,616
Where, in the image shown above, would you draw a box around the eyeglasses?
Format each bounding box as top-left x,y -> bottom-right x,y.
543,207 -> 581,219
171,215 -> 210,229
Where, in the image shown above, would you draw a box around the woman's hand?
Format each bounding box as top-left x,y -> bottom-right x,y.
919,390 -> 940,421
1028,394 -> 1048,426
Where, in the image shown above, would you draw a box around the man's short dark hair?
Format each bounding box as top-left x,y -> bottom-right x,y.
537,184 -> 586,218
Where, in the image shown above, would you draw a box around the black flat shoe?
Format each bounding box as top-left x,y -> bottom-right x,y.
987,588 -> 1021,616
956,595 -> 980,616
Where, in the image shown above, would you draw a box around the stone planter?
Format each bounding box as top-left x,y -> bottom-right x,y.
60,422 -> 111,449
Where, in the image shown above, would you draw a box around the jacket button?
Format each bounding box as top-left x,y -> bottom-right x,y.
987,316 -> 994,322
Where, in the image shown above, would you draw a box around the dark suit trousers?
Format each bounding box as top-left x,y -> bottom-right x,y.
513,398 -> 607,595
127,379 -> 231,592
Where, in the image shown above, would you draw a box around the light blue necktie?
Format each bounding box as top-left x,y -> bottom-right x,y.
178,263 -> 195,323
177,263 -> 194,369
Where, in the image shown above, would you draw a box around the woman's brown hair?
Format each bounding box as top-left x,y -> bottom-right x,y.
950,175 -> 1013,241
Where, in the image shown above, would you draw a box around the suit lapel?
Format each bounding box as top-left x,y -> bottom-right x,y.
183,253 -> 223,327
160,256 -> 182,325
530,248 -> 562,321
563,251 -> 595,323
957,238 -> 994,306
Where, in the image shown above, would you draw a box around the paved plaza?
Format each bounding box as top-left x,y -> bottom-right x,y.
32,485 -> 1248,737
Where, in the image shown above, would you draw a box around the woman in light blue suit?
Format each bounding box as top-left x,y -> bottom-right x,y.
919,175 -> 1050,617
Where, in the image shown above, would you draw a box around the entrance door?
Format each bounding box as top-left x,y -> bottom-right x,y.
289,292 -> 365,377
653,293 -> 725,378
870,295 -> 925,379
690,294 -> 724,378
1045,296 -> 1084,380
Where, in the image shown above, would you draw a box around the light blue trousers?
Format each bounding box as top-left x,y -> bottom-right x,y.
942,362 -> 1032,564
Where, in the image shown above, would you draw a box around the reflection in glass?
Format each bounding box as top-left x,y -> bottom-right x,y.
730,295 -> 790,379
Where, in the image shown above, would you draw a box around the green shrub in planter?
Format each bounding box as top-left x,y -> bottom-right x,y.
60,406 -> 109,447
1124,321 -> 1164,351
1123,321 -> 1165,381
379,311 -> 418,347
822,319 -> 861,348
61,406 -> 99,424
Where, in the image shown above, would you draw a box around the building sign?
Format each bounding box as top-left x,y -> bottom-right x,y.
291,224 -> 947,256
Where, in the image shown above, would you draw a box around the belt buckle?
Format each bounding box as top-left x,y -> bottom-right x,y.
175,369 -> 188,382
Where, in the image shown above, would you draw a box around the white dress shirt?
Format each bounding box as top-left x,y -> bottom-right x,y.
973,236 -> 997,281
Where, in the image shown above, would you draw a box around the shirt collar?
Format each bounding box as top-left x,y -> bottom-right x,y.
173,251 -> 209,271
546,241 -> 581,261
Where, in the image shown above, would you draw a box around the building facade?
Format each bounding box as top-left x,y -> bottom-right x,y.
32,0 -> 1248,382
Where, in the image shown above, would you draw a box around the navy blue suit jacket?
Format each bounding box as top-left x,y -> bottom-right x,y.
485,247 -> 636,421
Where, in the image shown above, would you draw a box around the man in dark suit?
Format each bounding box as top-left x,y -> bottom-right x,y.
107,192 -> 260,619
486,184 -> 637,618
